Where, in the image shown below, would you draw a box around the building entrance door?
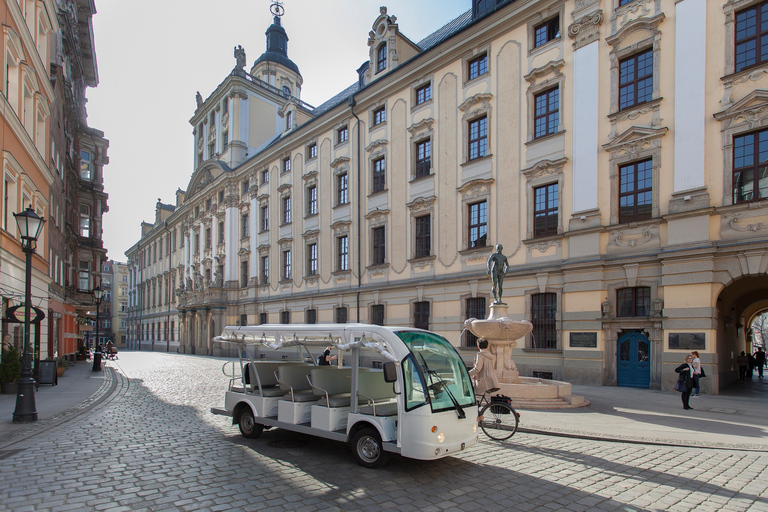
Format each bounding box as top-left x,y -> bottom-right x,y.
617,330 -> 650,388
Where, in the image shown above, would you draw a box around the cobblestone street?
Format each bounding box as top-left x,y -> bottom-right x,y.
0,352 -> 766,512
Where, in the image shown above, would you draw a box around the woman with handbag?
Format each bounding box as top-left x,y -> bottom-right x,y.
675,354 -> 695,410
691,350 -> 702,397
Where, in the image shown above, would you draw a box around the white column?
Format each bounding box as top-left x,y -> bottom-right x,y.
572,41 -> 600,213
673,0 -> 707,192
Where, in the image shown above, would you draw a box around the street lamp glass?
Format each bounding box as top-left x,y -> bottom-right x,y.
93,285 -> 103,301
13,206 -> 45,243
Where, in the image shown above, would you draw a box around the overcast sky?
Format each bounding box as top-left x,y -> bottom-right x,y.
87,0 -> 470,262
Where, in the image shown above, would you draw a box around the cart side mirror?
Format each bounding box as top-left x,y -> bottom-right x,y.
383,362 -> 397,382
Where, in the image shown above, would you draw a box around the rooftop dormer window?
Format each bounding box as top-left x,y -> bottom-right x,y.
377,43 -> 387,73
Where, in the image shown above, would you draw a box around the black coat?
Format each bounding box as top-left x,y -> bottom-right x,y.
675,363 -> 693,390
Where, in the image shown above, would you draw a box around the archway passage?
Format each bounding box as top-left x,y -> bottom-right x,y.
716,275 -> 768,391
617,330 -> 651,388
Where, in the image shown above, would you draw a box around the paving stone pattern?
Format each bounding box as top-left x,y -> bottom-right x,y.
0,352 -> 766,512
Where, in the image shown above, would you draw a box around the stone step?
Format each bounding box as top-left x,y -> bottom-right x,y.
508,395 -> 590,410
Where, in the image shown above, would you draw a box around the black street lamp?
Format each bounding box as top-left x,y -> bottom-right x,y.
12,205 -> 45,423
92,286 -> 103,372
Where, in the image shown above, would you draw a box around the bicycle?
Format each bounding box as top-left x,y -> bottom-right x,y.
476,387 -> 519,441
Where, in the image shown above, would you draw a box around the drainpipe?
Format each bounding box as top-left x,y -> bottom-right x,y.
349,97 -> 362,322
164,221 -> 171,352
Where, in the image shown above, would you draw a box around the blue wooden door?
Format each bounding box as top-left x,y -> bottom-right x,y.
617,331 -> 651,388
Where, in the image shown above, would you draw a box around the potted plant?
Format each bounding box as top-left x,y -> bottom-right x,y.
56,357 -> 69,377
0,346 -> 21,394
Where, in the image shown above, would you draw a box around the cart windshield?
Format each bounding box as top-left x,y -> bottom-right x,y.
397,330 -> 475,414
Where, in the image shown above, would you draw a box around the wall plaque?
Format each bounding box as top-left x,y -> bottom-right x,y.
570,332 -> 597,348
668,332 -> 705,350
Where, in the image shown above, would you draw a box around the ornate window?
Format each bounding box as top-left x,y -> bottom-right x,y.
534,88 -> 559,138
531,293 -> 557,349
534,15 -> 560,48
619,49 -> 653,111
415,83 -> 431,105
534,183 -> 559,237
617,287 -> 650,317
306,185 -> 318,215
468,116 -> 488,161
415,214 -> 431,258
468,54 -> 488,81
468,201 -> 487,248
307,243 -> 318,276
282,196 -> 291,224
337,173 -> 348,205
282,250 -> 291,280
376,43 -> 387,73
372,226 -> 386,265
733,128 -> 768,203
337,126 -> 348,144
241,214 -> 249,238
415,139 -> 431,178
735,1 -> 768,73
337,235 -> 349,271
307,143 -> 317,160
282,157 -> 291,174
373,106 -> 386,126
464,297 -> 486,347
371,304 -> 385,326
413,301 -> 430,330
260,255 -> 269,284
619,159 -> 653,223
372,157 -> 386,193
260,204 -> 269,232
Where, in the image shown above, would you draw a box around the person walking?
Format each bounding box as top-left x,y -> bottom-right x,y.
675,354 -> 695,410
468,339 -> 500,395
691,350 -> 702,397
318,346 -> 337,366
754,347 -> 766,378
737,351 -> 750,381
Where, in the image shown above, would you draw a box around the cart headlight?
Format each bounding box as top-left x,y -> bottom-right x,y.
473,424 -> 477,433
437,432 -> 445,443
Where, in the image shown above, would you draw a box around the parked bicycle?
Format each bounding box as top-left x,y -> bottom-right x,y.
476,387 -> 519,441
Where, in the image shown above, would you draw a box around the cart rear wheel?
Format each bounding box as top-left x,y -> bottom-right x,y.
351,427 -> 390,468
238,408 -> 263,439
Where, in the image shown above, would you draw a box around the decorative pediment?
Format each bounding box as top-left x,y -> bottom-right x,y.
714,89 -> 768,128
332,220 -> 352,235
277,237 -> 293,248
365,208 -> 390,227
330,156 -> 350,169
302,229 -> 320,241
602,126 -> 667,159
366,139 -> 388,152
277,183 -> 292,193
302,170 -> 318,182
406,195 -> 436,212
457,179 -> 494,199
459,93 -> 493,112
524,60 -> 565,86
185,160 -> 232,200
606,13 -> 665,47
257,244 -> 270,254
522,158 -> 568,182
407,117 -> 434,136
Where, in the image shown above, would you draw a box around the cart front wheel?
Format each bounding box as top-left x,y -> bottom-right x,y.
351,427 -> 390,468
238,408 -> 263,439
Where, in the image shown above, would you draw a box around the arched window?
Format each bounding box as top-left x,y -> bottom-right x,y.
377,43 -> 387,73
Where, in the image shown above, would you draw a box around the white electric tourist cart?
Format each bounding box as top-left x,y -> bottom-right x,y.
210,323 -> 479,467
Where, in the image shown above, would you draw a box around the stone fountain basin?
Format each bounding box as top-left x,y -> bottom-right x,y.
464,317 -> 532,343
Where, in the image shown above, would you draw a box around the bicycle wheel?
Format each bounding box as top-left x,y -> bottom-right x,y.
479,402 -> 518,440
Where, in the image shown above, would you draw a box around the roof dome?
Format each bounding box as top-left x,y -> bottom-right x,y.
253,16 -> 301,76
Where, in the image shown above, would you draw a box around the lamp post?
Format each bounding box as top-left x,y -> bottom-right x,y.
92,286 -> 102,372
12,206 -> 45,423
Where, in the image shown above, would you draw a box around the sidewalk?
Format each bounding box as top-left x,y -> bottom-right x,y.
0,352 -> 765,450
520,380 -> 768,450
0,359 -> 107,439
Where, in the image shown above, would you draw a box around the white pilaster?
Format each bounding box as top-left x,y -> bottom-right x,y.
673,0 -> 706,192
572,41 -> 600,213
225,206 -> 238,282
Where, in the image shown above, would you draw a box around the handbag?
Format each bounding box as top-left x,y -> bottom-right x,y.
674,379 -> 686,392
700,366 -> 706,378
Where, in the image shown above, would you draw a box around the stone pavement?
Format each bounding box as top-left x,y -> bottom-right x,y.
0,351 -> 764,512
0,353 -> 766,450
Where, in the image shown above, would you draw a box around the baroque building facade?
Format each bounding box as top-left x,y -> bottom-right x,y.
1,0 -> 108,367
127,0 -> 768,393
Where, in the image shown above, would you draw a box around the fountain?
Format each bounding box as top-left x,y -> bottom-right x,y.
463,245 -> 588,409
